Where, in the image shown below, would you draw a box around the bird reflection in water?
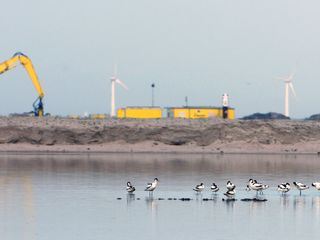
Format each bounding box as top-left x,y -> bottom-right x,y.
223,199 -> 235,213
211,193 -> 219,203
195,192 -> 203,202
293,195 -> 307,211
279,194 -> 290,209
312,196 -> 320,216
126,193 -> 135,205
145,195 -> 158,218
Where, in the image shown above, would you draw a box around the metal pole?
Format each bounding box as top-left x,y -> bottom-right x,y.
151,83 -> 155,107
111,79 -> 115,117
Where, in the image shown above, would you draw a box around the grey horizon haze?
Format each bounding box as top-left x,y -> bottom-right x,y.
0,0 -> 319,118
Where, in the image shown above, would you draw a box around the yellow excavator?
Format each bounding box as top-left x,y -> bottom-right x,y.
0,52 -> 45,116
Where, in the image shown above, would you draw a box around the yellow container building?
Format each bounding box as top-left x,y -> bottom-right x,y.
166,107 -> 235,120
117,107 -> 162,119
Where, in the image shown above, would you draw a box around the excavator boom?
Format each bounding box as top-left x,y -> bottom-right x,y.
0,52 -> 45,116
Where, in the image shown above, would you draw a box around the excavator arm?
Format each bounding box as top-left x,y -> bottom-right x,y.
0,52 -> 45,116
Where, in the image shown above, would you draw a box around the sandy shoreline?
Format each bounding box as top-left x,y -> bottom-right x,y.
1,141 -> 320,155
1,117 -> 320,154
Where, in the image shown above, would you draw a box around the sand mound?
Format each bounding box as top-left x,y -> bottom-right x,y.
0,117 -> 320,153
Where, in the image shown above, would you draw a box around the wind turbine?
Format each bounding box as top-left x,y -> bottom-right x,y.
110,65 -> 128,117
276,72 -> 296,118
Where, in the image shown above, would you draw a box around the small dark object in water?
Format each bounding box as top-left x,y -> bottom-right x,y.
116,198 -> 122,200
136,198 -> 140,200
241,198 -> 252,202
253,198 -> 267,202
173,198 -> 177,200
179,198 -> 191,201
241,198 -> 267,202
202,198 -> 209,201
168,198 -> 173,200
158,198 -> 165,200
222,198 -> 237,202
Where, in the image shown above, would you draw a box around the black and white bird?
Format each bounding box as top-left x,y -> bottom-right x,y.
311,182 -> 320,191
224,181 -> 236,198
224,189 -> 236,198
277,183 -> 291,194
210,183 -> 219,193
293,182 -> 309,195
261,184 -> 269,191
126,181 -> 136,193
248,179 -> 269,195
145,178 -> 159,192
193,183 -> 204,192
226,181 -> 235,191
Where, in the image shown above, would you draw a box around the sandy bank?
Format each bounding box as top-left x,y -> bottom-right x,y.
0,117 -> 320,154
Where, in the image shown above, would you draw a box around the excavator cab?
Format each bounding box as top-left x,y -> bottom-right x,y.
33,97 -> 44,117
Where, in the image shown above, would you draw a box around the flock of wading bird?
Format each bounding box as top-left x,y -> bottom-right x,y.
126,178 -> 320,199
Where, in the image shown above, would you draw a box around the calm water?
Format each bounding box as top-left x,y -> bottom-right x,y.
1,153 -> 320,240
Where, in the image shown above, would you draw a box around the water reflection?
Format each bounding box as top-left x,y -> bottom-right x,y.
279,194 -> 290,209
145,196 -> 158,217
211,194 -> 218,203
249,200 -> 267,211
126,193 -> 135,205
0,174 -> 36,240
223,199 -> 236,213
312,196 -> 320,215
194,192 -> 203,202
293,195 -> 307,211
1,154 -> 320,240
1,153 -> 320,176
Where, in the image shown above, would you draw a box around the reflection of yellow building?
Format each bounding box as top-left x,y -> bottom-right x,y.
166,107 -> 235,120
117,107 -> 162,119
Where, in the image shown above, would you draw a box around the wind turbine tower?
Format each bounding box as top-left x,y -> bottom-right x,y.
276,73 -> 296,118
110,65 -> 128,117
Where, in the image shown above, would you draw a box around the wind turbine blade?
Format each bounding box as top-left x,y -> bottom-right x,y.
288,73 -> 295,81
291,63 -> 298,78
115,78 -> 128,90
275,76 -> 288,81
113,64 -> 117,77
289,82 -> 296,97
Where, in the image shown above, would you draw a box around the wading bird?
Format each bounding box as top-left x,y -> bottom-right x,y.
293,182 -> 309,195
312,182 -> 320,191
126,181 -> 136,193
248,179 -> 269,195
210,183 -> 219,193
224,181 -> 236,198
145,178 -> 159,194
193,183 -> 204,192
277,183 -> 291,195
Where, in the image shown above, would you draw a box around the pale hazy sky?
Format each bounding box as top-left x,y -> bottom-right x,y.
1,0 -> 319,118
